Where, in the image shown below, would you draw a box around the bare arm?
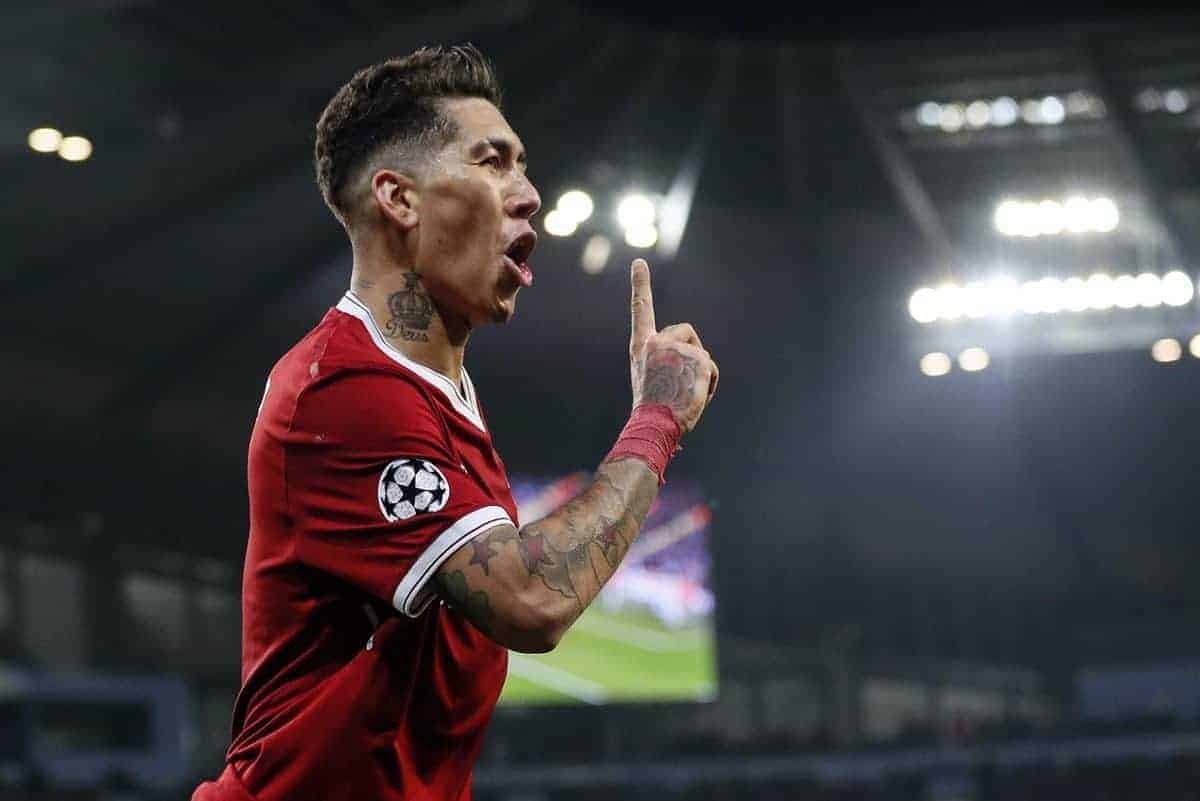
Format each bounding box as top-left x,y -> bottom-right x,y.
434,259 -> 718,652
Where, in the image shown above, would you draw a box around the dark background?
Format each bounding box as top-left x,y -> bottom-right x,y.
3,2 -> 1200,799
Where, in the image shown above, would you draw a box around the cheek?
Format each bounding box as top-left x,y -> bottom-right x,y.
425,181 -> 501,252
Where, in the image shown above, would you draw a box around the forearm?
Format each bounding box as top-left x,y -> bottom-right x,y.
516,456 -> 658,629
434,455 -> 658,652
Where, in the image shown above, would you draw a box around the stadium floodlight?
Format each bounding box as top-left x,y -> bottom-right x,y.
543,208 -> 577,237
624,223 -> 658,249
1062,277 -> 1090,312
1135,272 -> 1163,308
1190,334 -> 1200,359
994,195 -> 1119,238
1064,195 -> 1092,233
962,282 -> 990,318
1163,88 -> 1190,114
616,193 -> 656,230
28,127 -> 62,153
557,189 -> 594,224
1037,200 -> 1065,235
1113,274 -> 1140,309
920,352 -> 952,376
936,283 -> 966,320
938,103 -> 966,132
1021,98 -> 1043,124
1151,338 -> 1182,363
988,275 -> 1021,317
958,347 -> 990,372
909,287 -> 940,323
994,200 -> 1024,237
1090,197 -> 1119,232
917,102 -> 942,127
1020,277 -> 1064,314
965,100 -> 991,128
1040,96 -> 1066,125
580,234 -> 612,274
990,97 -> 1019,126
1161,270 -> 1195,307
1086,273 -> 1116,310
57,135 -> 92,162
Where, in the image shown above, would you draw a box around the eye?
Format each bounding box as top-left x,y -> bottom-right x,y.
481,155 -> 503,169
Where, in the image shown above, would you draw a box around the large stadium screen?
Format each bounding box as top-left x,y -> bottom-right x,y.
498,473 -> 717,705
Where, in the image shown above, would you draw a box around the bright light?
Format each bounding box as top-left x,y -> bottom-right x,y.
994,200 -> 1026,236
938,103 -> 965,132
1020,280 -> 1045,314
1113,274 -> 1140,309
624,223 -> 658,249
988,276 -> 1021,317
1135,272 -> 1163,307
28,127 -> 62,153
936,283 -> 965,320
917,102 -> 942,127
581,234 -> 611,274
1163,88 -> 1190,114
1151,338 -> 1182,363
1021,99 -> 1043,124
1064,195 -> 1092,233
962,282 -> 989,318
543,208 -> 577,237
990,97 -> 1019,126
994,195 -> 1119,237
616,193 -> 656,230
1041,277 -> 1065,313
1062,277 -> 1089,312
965,100 -> 991,128
909,287 -> 939,323
1090,196 -> 1119,232
1136,88 -> 1163,112
58,135 -> 92,162
920,352 -> 952,377
557,189 -> 594,223
1190,334 -> 1200,359
1037,200 -> 1065,235
1161,270 -> 1194,307
1040,96 -> 1066,125
1086,273 -> 1116,310
958,347 -> 990,372
1021,277 -> 1064,314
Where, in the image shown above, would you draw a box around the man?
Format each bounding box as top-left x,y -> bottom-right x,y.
192,44 -> 717,801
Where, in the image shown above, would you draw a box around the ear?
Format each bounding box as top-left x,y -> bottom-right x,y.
370,168 -> 420,231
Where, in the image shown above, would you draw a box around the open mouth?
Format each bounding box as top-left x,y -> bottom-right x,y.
503,231 -> 537,288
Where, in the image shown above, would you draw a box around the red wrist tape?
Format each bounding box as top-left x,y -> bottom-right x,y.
602,403 -> 682,486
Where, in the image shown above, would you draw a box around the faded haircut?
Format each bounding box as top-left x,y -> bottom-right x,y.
313,44 -> 503,226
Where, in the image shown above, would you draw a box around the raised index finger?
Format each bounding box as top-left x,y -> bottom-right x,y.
630,258 -> 656,352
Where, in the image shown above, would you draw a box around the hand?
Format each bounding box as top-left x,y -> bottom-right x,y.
628,258 -> 719,434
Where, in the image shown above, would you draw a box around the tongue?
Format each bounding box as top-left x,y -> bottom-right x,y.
507,257 -> 534,287
517,262 -> 534,287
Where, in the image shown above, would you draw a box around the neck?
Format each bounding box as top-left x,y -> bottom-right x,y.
349,248 -> 469,388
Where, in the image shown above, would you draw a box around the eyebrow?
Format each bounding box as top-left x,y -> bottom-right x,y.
468,136 -> 527,164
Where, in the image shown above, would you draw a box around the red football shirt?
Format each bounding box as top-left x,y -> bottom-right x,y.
192,291 -> 518,801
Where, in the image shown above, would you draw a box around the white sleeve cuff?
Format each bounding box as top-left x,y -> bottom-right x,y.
391,505 -> 514,617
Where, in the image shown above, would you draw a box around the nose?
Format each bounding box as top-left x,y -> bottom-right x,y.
505,173 -> 541,221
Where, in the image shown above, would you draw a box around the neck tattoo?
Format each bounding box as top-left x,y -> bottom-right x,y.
385,271 -> 433,342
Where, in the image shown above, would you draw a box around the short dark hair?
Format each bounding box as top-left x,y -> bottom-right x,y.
314,44 -> 503,225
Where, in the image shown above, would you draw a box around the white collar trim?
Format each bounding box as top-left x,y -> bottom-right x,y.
336,292 -> 486,433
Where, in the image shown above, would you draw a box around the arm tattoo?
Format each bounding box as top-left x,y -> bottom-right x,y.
384,271 -> 433,342
516,462 -> 656,610
468,526 -> 518,575
439,570 -> 495,634
640,348 -> 699,418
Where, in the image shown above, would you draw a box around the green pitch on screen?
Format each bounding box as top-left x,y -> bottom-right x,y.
499,605 -> 716,705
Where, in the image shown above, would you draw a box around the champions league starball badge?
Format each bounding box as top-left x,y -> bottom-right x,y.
378,458 -> 450,521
